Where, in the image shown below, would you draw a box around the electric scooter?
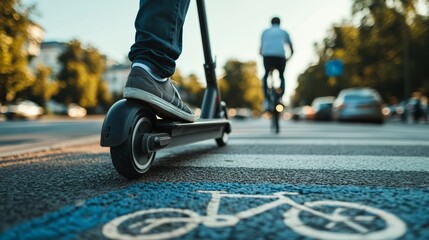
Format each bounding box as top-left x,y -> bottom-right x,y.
100,0 -> 231,179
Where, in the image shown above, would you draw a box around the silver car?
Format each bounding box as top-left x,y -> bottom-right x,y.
311,96 -> 335,121
332,88 -> 384,124
2,100 -> 44,120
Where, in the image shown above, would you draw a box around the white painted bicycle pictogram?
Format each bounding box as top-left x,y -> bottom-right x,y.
102,190 -> 406,240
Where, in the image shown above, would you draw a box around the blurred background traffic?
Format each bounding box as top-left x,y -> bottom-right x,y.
1,0 -> 428,124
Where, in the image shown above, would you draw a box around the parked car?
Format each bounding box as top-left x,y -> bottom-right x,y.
46,101 -> 87,118
311,96 -> 335,121
291,106 -> 313,121
332,88 -> 384,124
2,100 -> 44,120
67,103 -> 87,118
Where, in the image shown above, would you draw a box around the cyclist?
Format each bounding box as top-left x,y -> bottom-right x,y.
260,17 -> 294,111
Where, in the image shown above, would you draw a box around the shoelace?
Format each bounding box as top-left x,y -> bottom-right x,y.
170,79 -> 182,101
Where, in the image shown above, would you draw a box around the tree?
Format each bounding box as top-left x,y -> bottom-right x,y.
16,64 -> 59,107
55,40 -> 110,110
351,0 -> 429,99
219,59 -> 263,111
172,69 -> 204,108
0,0 -> 34,103
83,46 -> 110,111
355,0 -> 407,97
293,0 -> 429,106
96,78 -> 112,112
408,7 -> 429,96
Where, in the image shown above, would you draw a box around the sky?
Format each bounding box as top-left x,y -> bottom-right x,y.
23,0 -> 353,102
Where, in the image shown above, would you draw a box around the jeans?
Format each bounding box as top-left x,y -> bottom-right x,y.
129,0 -> 191,78
262,56 -> 286,99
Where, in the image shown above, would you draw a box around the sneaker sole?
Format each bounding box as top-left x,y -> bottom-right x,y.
123,87 -> 196,123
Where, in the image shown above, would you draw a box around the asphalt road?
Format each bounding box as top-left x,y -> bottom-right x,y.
0,118 -> 428,239
0,117 -> 103,157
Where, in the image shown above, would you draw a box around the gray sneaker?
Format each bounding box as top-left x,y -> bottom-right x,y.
123,67 -> 196,122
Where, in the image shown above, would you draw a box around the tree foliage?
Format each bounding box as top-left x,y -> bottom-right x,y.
292,0 -> 429,106
173,59 -> 263,112
0,0 -> 34,103
172,69 -> 204,108
16,64 -> 59,106
219,59 -> 263,111
55,40 -> 111,110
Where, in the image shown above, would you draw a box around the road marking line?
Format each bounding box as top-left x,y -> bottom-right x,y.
157,154 -> 429,172
192,138 -> 429,146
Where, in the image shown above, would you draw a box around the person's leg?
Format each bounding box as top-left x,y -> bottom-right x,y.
124,0 -> 196,123
262,57 -> 273,99
262,73 -> 269,100
263,57 -> 278,112
129,0 -> 191,78
276,57 -> 287,97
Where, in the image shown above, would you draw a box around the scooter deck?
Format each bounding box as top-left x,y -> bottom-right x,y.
154,119 -> 231,149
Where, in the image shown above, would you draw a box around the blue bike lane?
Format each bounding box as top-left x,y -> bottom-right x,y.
1,182 -> 428,240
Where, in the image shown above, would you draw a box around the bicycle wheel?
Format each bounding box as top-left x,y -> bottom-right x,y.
269,91 -> 280,134
283,200 -> 406,240
271,108 -> 279,133
102,208 -> 200,240
273,104 -> 280,133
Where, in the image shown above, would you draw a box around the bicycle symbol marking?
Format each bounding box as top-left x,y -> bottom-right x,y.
102,190 -> 406,240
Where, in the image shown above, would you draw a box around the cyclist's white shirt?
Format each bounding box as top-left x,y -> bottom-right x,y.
261,24 -> 292,58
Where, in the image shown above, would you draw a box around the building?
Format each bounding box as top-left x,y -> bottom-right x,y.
25,22 -> 45,60
103,62 -> 131,96
30,41 -> 67,81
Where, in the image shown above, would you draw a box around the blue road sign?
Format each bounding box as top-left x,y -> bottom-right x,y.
1,182 -> 428,239
326,59 -> 344,77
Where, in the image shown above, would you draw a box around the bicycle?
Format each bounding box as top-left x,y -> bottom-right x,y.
267,70 -> 283,134
102,190 -> 406,240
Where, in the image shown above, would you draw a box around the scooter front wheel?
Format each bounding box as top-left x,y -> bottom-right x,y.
110,110 -> 156,179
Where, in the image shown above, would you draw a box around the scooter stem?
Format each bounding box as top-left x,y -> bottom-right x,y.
197,0 -> 221,119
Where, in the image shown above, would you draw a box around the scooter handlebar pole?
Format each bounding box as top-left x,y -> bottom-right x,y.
197,0 -> 221,119
197,0 -> 215,78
